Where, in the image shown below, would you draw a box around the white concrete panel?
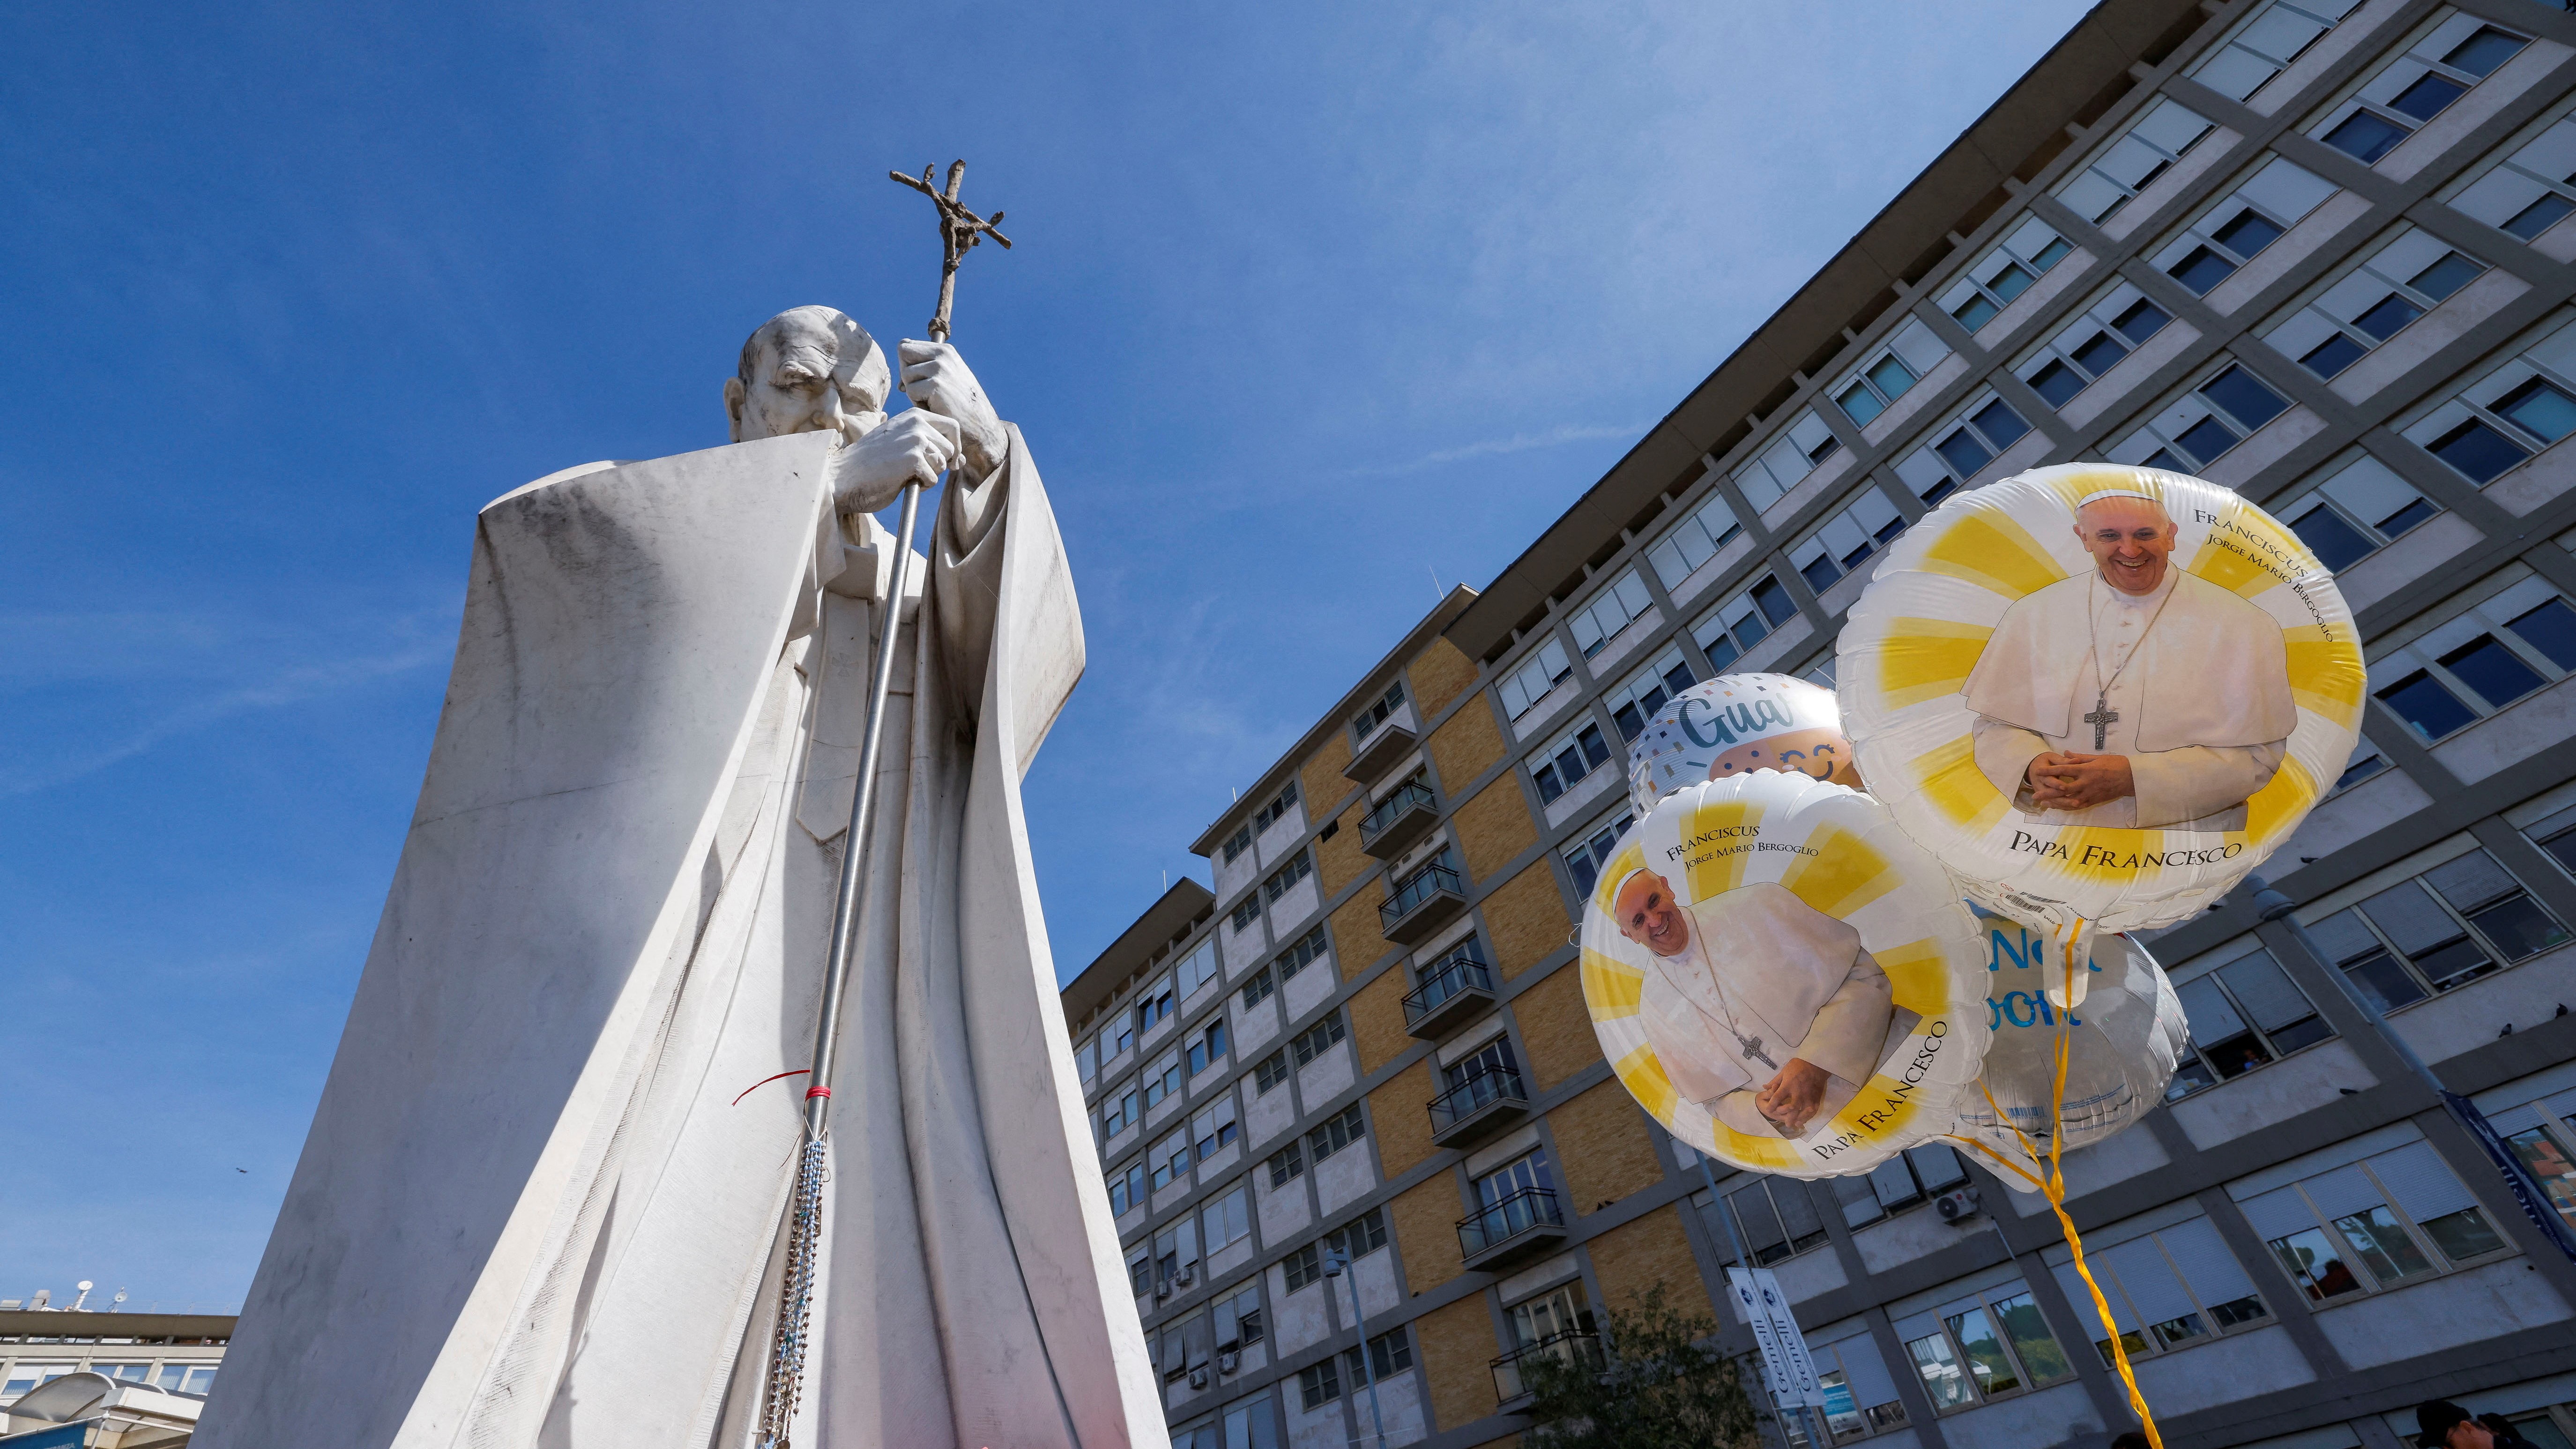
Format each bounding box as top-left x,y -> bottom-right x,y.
1589,606 -> 1668,677
1273,1266 -> 1333,1358
1235,993 -> 1284,1058
1819,559 -> 1875,621
1664,531 -> 1759,608
1269,874 -> 1322,936
1216,846 -> 1260,905
2173,1038 -> 2380,1149
1298,1040 -> 1357,1110
2059,1120 -> 2172,1199
1506,677 -> 1583,743
1542,759 -> 1620,829
1500,1252 -> 1583,1302
2277,766 -> 2435,865
1284,959 -> 1339,1024
2062,319 -> 2202,430
2131,1324 -> 2315,1413
1775,1246 -> 1849,1303
2436,675 -> 2576,783
2206,190 -> 2372,315
1209,1236 -> 1254,1281
1258,1172 -> 1314,1249
1971,426 -> 2054,489
1739,615 -> 1815,676
2488,440 -> 2576,515
1199,1140 -> 1243,1183
2334,512 -> 2482,613
1977,251 -> 2100,346
2382,42 -> 2575,182
1762,448 -> 1860,534
1863,352 -> 1972,446
1257,805 -> 1308,869
1357,1369 -> 1428,1447
2320,1257 -> 2574,1366
1245,1077 -> 1299,1152
1938,1377 -> 2102,1445
2106,133 -> 2244,241
2332,269 -> 2531,405
2208,406 -> 2328,488
2246,0 -> 2408,116
2390,945 -> 2576,1064
1315,1144 -> 1377,1217
1285,1377 -> 1344,1449
1355,1248 -> 1402,1319
1855,1203 -> 1980,1273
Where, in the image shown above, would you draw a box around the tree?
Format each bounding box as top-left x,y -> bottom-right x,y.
1517,1283 -> 1764,1449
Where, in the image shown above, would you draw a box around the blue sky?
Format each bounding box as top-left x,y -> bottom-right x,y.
1,0 -> 2091,1309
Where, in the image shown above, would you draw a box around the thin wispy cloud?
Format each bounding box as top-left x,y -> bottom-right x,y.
1342,420 -> 1651,478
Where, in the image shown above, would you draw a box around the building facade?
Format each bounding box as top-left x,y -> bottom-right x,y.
0,1310 -> 230,1409
1059,0 -> 2576,1445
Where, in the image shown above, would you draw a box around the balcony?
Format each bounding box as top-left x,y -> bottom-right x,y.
1457,1187 -> 1567,1272
1489,1329 -> 1605,1407
1429,1066 -> 1531,1149
1379,855 -> 1467,944
1359,780 -> 1439,859
1402,952 -> 1496,1040
1345,719 -> 1416,784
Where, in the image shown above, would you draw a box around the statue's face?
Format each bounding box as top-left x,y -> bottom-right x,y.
2074,497 -> 2176,595
1615,872 -> 1692,958
728,313 -> 880,443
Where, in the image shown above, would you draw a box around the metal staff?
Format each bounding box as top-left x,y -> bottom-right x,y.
757,158 -> 1013,1449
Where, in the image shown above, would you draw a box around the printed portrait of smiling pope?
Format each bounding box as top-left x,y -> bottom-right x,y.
1961,484 -> 2297,831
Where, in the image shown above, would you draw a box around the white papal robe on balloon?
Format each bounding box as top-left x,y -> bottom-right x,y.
196,427 -> 1167,1449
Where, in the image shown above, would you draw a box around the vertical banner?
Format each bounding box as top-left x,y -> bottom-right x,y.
1727,1266 -> 1824,1407
2444,1091 -> 2576,1265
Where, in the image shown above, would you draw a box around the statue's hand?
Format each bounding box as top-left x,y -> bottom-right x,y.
831,409 -> 960,514
898,340 -> 1007,481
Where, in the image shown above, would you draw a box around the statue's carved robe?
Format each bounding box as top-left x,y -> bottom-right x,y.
198,427 -> 1165,1449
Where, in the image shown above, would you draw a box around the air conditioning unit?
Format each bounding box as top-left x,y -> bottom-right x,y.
1933,1186 -> 1982,1225
1189,1368 -> 1210,1390
1154,1283 -> 1172,1300
1217,1351 -> 1241,1375
1175,1269 -> 1195,1288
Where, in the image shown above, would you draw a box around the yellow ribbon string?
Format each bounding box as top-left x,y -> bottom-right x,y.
1972,921 -> 2163,1449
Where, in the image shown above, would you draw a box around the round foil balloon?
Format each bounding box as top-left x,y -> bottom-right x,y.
1951,907 -> 2187,1187
1628,673 -> 1861,816
1837,463 -> 2364,982
1579,771 -> 1990,1176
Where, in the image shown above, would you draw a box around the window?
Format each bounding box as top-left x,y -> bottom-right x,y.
1261,850 -> 1311,904
1833,318 -> 1953,426
1790,489 -> 1905,595
1216,1279 -> 1266,1349
1645,491 -> 1746,589
1109,1158 -> 1148,1215
1804,1334 -> 1911,1439
1694,574 -> 1800,672
2370,581 -> 2576,741
2533,801 -> 2576,878
1283,1242 -> 1325,1294
2404,317 -> 2576,484
1295,1355 -> 1339,1408
2156,156 -> 2337,296
1833,1144 -> 1969,1227
1605,647 -> 1696,742
1253,780 -> 1299,834
1266,1136 -> 1305,1189
1562,807 -> 1635,898
1474,1149 -> 1558,1224
1938,217 -> 2077,332
1239,964 -> 1275,1009
1205,1183 -> 1252,1252
1342,1327 -> 1413,1386
1142,1051 -> 1183,1113
2303,847 -> 2570,1012
1436,1038 -> 1526,1129
1899,1283 -> 2074,1411
1102,1089 -> 1140,1140
1494,1285 -> 1604,1400
2487,1087 -> 2576,1235
1569,569 -> 1655,657
1136,978 -> 1176,1035
1153,1127 -> 1192,1191
2451,112 -> 2576,242
1275,924 -> 1328,980
1253,1048 -> 1291,1095
2055,98 -> 2215,224
1192,1095 -> 1241,1161
1699,1175 -> 1831,1266
2275,454 -> 2441,571
1077,1032 -> 1099,1085
2270,228 -> 2487,381
1189,1019 -> 1231,1076
1176,939 -> 1221,998
1325,1205 -> 1390,1262
1529,718 -> 1613,804
1156,1217 -> 1203,1292
1735,409 -> 1843,510
2166,947 -> 2336,1099
2238,1138 -> 2514,1304
1498,637 -> 1575,720
1351,679 -> 1406,743
1289,1009 -> 1348,1068
2111,362 -> 2290,471
2313,18 -> 2529,166
1922,394 -> 2033,487
1221,822 -> 1254,865
1305,1103 -> 1367,1163
2046,1216 -> 2271,1367
1114,1014 -> 1135,1058
2189,0 -> 2370,104
1229,897 -> 1259,934
2016,281 -> 2173,409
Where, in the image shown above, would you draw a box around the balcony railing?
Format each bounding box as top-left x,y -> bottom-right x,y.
1380,855 -> 1467,943
1345,718 -> 1417,782
1457,1186 -> 1567,1271
1359,780 -> 1438,858
1490,1328 -> 1606,1404
1428,1066 -> 1530,1147
1401,951 -> 1496,1040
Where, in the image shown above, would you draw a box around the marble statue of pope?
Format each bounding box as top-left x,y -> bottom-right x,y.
1964,489 -> 2297,832
198,306 -> 1166,1449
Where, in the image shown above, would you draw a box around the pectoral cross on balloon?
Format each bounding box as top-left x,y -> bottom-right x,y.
2085,694 -> 2120,751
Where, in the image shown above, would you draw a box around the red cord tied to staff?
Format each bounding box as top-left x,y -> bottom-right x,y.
730,1069 -> 811,1107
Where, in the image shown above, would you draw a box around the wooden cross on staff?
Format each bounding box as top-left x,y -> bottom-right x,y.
890,160 -> 1012,343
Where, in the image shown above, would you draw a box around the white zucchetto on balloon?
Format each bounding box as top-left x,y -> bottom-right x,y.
1836,464 -> 2364,1003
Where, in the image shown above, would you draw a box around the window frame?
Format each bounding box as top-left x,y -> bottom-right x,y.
2110,359 -> 2293,471
2301,844 -> 2571,1014
2152,156 -> 2338,297
1604,646 -> 1696,743
1498,636 -> 1577,721
2186,0 -> 2369,106
2052,97 -> 2217,226
1527,715 -> 1615,805
2308,15 -> 2531,168
2014,280 -> 2174,412
1937,216 -> 2079,332
1561,804 -> 1636,899
1645,490 -> 1746,590
2270,451 -> 2442,572
2163,945 -> 2338,1101
1831,317 -> 1953,427
1899,1282 -> 2078,1412
1693,573 -> 1801,673
2368,580 -> 2576,742
1789,488 -> 1906,595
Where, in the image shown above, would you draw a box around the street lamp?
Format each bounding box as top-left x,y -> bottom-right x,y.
1323,1249 -> 1387,1449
